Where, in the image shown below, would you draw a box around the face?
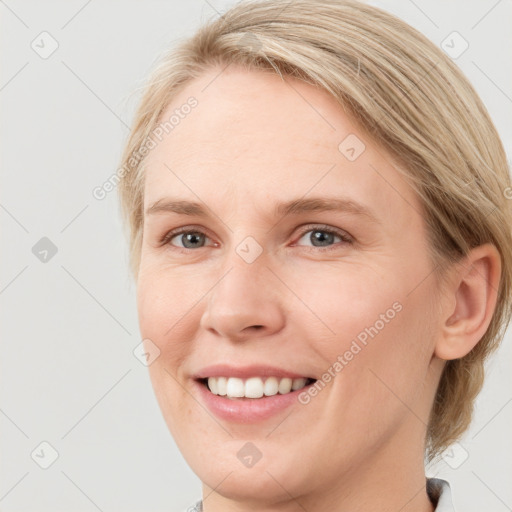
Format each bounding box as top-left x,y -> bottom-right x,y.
137,65 -> 444,505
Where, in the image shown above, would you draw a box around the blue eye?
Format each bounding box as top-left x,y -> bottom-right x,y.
295,226 -> 352,249
160,224 -> 352,252
163,229 -> 211,249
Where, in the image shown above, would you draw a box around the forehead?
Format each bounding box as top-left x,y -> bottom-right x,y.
142,65 -> 423,226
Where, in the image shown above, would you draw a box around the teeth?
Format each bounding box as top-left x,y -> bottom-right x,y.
264,376 -> 279,396
216,377 -> 227,396
226,377 -> 245,397
278,377 -> 292,394
206,376 -> 310,398
245,377 -> 264,398
291,377 -> 307,390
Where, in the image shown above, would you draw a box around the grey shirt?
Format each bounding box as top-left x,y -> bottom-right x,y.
183,478 -> 455,512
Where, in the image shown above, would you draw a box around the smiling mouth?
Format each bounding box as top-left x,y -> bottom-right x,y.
197,376 -> 317,400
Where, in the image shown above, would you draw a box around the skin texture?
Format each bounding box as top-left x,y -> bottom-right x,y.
136,65 -> 501,512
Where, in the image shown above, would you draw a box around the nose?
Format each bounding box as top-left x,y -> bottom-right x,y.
199,256 -> 286,342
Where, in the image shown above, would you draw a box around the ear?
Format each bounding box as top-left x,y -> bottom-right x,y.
434,243 -> 502,360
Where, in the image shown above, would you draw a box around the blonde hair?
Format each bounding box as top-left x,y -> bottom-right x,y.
117,0 -> 512,459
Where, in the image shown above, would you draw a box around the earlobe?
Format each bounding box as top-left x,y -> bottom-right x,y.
434,243 -> 501,361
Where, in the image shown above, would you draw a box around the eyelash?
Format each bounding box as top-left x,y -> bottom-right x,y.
159,224 -> 353,253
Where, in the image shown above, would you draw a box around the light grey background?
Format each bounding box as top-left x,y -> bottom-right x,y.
1,1 -> 511,511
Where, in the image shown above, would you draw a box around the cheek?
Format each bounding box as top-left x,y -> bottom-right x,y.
292,263 -> 435,397
289,263 -> 402,347
136,269 -> 200,402
136,272 -> 197,443
137,262 -> 205,341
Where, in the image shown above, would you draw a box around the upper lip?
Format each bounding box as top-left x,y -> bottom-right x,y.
193,364 -> 315,380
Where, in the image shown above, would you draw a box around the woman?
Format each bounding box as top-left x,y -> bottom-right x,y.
117,1 -> 512,510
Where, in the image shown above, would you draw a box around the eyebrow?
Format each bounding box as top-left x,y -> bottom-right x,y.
145,196 -> 380,225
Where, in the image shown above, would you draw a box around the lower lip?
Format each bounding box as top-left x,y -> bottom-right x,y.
193,379 -> 314,423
